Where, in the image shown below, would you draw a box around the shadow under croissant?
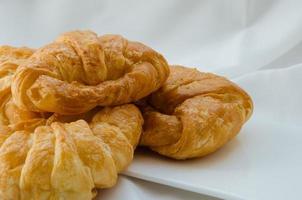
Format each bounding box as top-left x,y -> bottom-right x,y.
132,136 -> 246,166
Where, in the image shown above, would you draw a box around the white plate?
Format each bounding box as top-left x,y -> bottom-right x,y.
99,176 -> 219,200
123,65 -> 302,200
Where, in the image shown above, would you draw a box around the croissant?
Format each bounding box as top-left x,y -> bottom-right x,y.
12,30 -> 169,115
0,104 -> 143,199
139,65 -> 253,159
0,46 -> 34,64
0,46 -> 46,130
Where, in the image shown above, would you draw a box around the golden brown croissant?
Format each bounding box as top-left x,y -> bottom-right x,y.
0,104 -> 143,199
12,30 -> 169,115
0,46 -> 46,129
139,65 -> 253,159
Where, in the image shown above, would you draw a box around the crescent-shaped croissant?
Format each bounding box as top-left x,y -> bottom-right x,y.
12,31 -> 169,115
0,104 -> 143,199
139,65 -> 253,159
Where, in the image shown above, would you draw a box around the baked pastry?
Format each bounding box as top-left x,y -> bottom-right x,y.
139,65 -> 253,159
12,30 -> 169,115
0,104 -> 143,199
0,46 -> 46,130
0,46 -> 35,125
0,46 -> 34,64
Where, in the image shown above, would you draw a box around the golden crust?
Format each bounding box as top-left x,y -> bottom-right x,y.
139,65 -> 253,159
0,46 -> 46,132
12,31 -> 169,115
0,46 -> 46,130
0,46 -> 34,64
0,104 -> 143,199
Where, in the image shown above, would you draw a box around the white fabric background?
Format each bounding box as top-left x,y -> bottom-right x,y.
0,0 -> 301,199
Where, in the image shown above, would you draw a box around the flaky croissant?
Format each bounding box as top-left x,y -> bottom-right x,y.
0,104 -> 143,199
0,46 -> 45,130
139,65 -> 253,159
12,30 -> 169,115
